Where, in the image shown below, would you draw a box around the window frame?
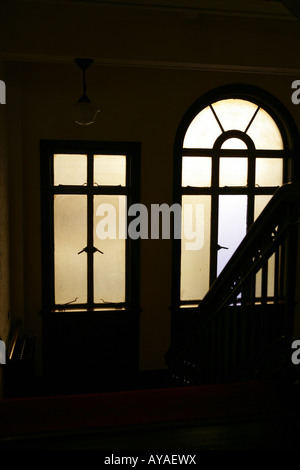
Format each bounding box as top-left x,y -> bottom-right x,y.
40,140 -> 141,313
172,85 -> 299,313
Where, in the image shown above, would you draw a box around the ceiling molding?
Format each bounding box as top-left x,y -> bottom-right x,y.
2,53 -> 300,76
277,0 -> 300,21
9,0 -> 296,20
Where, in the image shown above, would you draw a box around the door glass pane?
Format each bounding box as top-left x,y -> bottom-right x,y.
54,154 -> 87,186
255,268 -> 262,299
255,257 -> 275,299
183,106 -> 221,149
219,158 -> 248,187
254,195 -> 272,220
94,155 -> 126,186
217,195 -> 247,275
54,195 -> 87,304
255,158 -> 283,186
268,254 -> 275,297
246,108 -> 283,150
180,195 -> 211,301
182,157 -> 211,187
94,195 -> 126,303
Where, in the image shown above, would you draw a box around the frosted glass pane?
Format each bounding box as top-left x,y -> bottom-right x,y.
247,108 -> 283,149
254,195 -> 272,220
255,257 -> 275,299
212,99 -> 258,132
54,195 -> 87,304
221,138 -> 247,150
256,269 -> 262,298
94,195 -> 126,303
94,155 -> 126,186
182,157 -> 211,187
268,254 -> 275,297
255,158 -> 283,186
183,106 -> 221,149
54,154 -> 87,186
217,195 -> 247,275
180,195 -> 211,300
219,157 -> 248,187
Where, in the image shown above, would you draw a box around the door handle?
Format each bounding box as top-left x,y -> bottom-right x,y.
78,246 -> 104,255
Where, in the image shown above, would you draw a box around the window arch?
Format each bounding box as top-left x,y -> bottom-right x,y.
172,85 -> 299,310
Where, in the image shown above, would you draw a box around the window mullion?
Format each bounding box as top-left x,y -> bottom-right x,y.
87,152 -> 94,307
247,154 -> 255,230
210,153 -> 219,285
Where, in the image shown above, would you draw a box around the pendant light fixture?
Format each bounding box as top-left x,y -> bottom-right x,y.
73,58 -> 99,126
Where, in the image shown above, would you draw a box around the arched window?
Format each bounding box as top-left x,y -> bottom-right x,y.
173,85 -> 298,310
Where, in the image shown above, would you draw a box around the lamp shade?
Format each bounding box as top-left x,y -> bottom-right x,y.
73,100 -> 99,126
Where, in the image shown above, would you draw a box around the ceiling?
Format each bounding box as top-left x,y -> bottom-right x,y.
1,0 -> 300,73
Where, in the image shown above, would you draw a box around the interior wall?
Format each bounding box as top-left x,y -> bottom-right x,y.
0,61 -> 10,396
5,59 -> 300,374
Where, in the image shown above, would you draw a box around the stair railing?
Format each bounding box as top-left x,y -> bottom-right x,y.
166,183 -> 300,385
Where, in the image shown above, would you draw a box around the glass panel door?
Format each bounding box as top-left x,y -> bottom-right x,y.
94,195 -> 126,303
180,195 -> 211,300
217,195 -> 247,276
54,194 -> 87,304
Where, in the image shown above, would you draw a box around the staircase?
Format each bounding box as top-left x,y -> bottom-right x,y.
166,183 -> 300,386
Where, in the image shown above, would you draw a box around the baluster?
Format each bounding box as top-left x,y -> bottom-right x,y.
274,246 -> 280,302
283,215 -> 298,337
